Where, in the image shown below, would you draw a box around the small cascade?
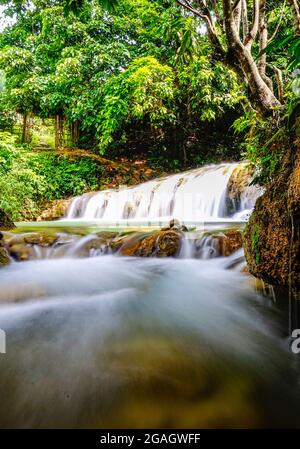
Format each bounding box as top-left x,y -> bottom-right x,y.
4,228 -> 243,264
65,162 -> 261,224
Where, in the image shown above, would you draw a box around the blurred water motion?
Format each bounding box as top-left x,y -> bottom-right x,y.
66,162 -> 261,222
0,255 -> 299,428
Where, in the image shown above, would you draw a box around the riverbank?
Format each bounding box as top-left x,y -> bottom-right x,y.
244,138 -> 300,296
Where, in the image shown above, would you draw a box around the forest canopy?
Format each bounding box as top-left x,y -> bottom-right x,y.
0,0 -> 299,214
0,1 -> 297,150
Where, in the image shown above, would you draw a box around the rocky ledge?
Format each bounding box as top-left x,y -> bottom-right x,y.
244,141 -> 300,294
2,221 -> 244,263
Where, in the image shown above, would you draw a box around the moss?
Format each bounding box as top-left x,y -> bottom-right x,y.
251,224 -> 260,265
244,140 -> 300,293
0,247 -> 10,266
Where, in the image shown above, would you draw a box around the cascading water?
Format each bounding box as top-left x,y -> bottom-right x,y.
65,162 -> 262,224
0,161 -> 297,429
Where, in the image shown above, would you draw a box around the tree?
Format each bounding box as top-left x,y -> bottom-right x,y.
175,0 -> 297,116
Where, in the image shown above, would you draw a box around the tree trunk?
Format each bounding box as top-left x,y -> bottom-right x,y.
55,114 -> 63,149
178,0 -> 282,116
222,0 -> 280,115
289,0 -> 300,35
70,120 -> 79,147
22,113 -> 28,143
258,0 -> 273,91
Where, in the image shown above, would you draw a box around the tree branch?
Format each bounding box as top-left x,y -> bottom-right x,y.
233,0 -> 242,36
268,0 -> 286,43
232,0 -> 241,10
210,0 -> 224,30
241,0 -> 249,42
176,0 -> 225,57
289,0 -> 300,35
268,64 -> 284,103
258,0 -> 273,90
245,0 -> 259,48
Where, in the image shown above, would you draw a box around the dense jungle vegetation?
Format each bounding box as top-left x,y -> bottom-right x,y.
0,0 -> 299,220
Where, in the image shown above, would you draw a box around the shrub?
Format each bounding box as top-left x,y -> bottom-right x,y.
0,132 -> 102,220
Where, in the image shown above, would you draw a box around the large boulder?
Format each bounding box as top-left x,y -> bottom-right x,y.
244,141 -> 300,294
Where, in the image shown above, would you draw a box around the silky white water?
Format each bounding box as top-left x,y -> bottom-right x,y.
0,255 -> 298,428
66,162 -> 261,224
0,162 -> 297,429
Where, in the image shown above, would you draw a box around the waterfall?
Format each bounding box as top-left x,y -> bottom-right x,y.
65,162 -> 261,224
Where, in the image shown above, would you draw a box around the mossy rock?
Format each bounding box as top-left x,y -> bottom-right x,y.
214,229 -> 243,257
0,209 -> 15,231
244,144 -> 300,291
0,247 -> 10,266
0,232 -> 10,266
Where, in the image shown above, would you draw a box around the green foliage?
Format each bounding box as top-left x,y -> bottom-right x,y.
94,56 -> 175,152
0,132 -> 46,219
0,0 -> 246,157
28,153 -> 100,199
178,56 -> 243,122
0,0 -> 298,177
0,95 -> 15,131
0,132 -> 101,220
232,111 -> 287,184
261,33 -> 300,71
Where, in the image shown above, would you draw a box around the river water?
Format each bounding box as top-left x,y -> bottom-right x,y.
0,163 -> 299,428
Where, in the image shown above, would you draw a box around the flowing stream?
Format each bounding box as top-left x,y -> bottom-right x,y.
65,162 -> 261,224
0,162 -> 299,428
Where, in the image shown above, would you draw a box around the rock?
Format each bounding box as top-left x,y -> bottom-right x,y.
24,232 -> 58,247
0,209 -> 15,231
215,229 -> 243,257
161,218 -> 188,232
9,243 -> 35,261
244,141 -> 300,293
37,199 -> 72,221
5,232 -> 59,261
6,232 -> 58,248
0,233 -> 10,266
226,163 -> 257,215
0,248 -> 10,265
119,229 -> 182,257
73,236 -> 112,258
